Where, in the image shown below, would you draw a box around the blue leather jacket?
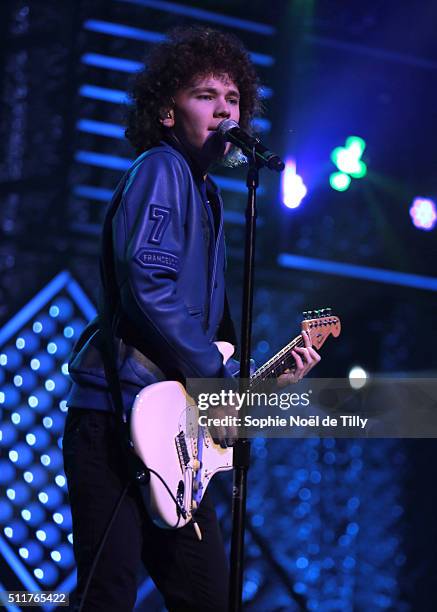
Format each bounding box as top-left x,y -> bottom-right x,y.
67,140 -> 238,413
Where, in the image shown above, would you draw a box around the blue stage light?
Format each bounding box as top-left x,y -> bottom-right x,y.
16,331 -> 39,354
38,523 -> 61,547
50,298 -> 74,322
69,318 -> 86,337
7,481 -> 30,504
9,444 -> 33,469
55,506 -> 72,530
23,465 -> 47,489
4,520 -> 28,544
34,561 -> 59,586
0,422 -> 18,445
31,353 -> 54,375
55,475 -> 66,488
63,326 -> 74,338
27,426 -> 50,449
49,412 -> 65,434
35,316 -> 57,339
27,390 -> 51,412
11,407 -> 35,430
50,543 -> 75,568
0,460 -> 15,485
45,373 -> 69,397
1,385 -> 20,408
14,368 -> 37,391
22,541 -> 44,566
47,336 -> 70,358
38,486 -> 63,510
40,449 -> 63,471
23,503 -> 45,527
0,500 -> 13,522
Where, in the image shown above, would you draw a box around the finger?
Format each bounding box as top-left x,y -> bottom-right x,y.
307,347 -> 321,362
294,346 -> 314,366
302,330 -> 312,348
291,349 -> 304,370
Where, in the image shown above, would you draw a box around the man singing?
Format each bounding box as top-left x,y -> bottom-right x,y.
63,26 -> 320,611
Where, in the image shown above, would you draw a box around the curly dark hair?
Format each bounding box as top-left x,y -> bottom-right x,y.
125,26 -> 261,155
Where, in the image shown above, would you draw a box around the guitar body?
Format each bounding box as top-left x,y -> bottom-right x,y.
130,308 -> 341,529
130,341 -> 235,529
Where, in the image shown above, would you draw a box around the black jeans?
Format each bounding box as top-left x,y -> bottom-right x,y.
62,407 -> 229,612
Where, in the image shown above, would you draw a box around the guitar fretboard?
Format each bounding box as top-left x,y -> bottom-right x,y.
249,335 -> 304,391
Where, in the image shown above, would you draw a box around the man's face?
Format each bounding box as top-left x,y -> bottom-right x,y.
172,73 -> 240,164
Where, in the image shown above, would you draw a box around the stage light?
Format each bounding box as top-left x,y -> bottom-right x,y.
330,172 -> 351,192
409,197 -> 437,231
330,136 -> 367,190
348,366 -> 368,389
281,158 -> 307,209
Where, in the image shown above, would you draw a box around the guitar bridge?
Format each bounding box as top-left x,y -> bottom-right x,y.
175,431 -> 190,471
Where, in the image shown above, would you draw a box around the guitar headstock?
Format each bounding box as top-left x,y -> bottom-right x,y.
301,308 -> 341,350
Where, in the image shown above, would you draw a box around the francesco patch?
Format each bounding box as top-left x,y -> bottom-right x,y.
135,248 -> 179,273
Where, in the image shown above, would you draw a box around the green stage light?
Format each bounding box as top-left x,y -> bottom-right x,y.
330,136 -> 367,190
330,172 -> 351,192
349,160 -> 367,179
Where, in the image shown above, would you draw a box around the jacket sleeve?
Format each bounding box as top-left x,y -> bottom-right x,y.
113,149 -> 234,380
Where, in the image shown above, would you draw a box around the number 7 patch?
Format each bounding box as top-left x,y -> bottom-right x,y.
148,205 -> 171,245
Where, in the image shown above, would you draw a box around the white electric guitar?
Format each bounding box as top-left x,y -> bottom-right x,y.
130,309 -> 341,533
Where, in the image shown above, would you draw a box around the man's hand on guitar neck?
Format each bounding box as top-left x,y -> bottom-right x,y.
277,330 -> 321,387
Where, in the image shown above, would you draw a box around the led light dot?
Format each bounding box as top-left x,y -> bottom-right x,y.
23,471 -> 34,483
22,509 -> 31,521
5,527 -> 13,538
33,322 -> 43,333
26,434 -> 36,446
28,396 -> 38,408
6,488 -> 16,499
0,354 -> 7,366
41,455 -> 51,466
43,417 -> 53,429
59,401 -> 67,412
36,529 -> 46,542
45,379 -> 55,391
49,305 -> 59,318
55,475 -> 65,487
61,363 -> 69,375
19,547 -> 29,559
30,358 -> 40,370
38,492 -> 48,504
0,392 -> 5,403
9,451 -> 18,463
53,513 -> 64,525
11,413 -> 21,424
67,533 -> 73,544
16,338 -> 25,350
13,375 -> 23,387
47,342 -> 57,354
34,568 -> 44,579
51,550 -> 61,562
63,326 -> 74,338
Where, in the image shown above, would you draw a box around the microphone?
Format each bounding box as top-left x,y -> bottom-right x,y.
217,119 -> 284,172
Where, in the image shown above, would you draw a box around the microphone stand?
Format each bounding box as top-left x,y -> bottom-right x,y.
229,149 -> 259,612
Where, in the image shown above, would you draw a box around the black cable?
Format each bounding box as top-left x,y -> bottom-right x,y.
76,464 -> 187,610
77,480 -> 132,612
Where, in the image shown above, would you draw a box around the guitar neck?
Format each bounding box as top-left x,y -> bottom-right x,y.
249,335 -> 304,391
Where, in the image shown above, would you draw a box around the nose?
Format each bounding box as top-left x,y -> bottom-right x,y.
214,99 -> 231,119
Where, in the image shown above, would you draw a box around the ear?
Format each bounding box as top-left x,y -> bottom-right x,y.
159,108 -> 175,128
